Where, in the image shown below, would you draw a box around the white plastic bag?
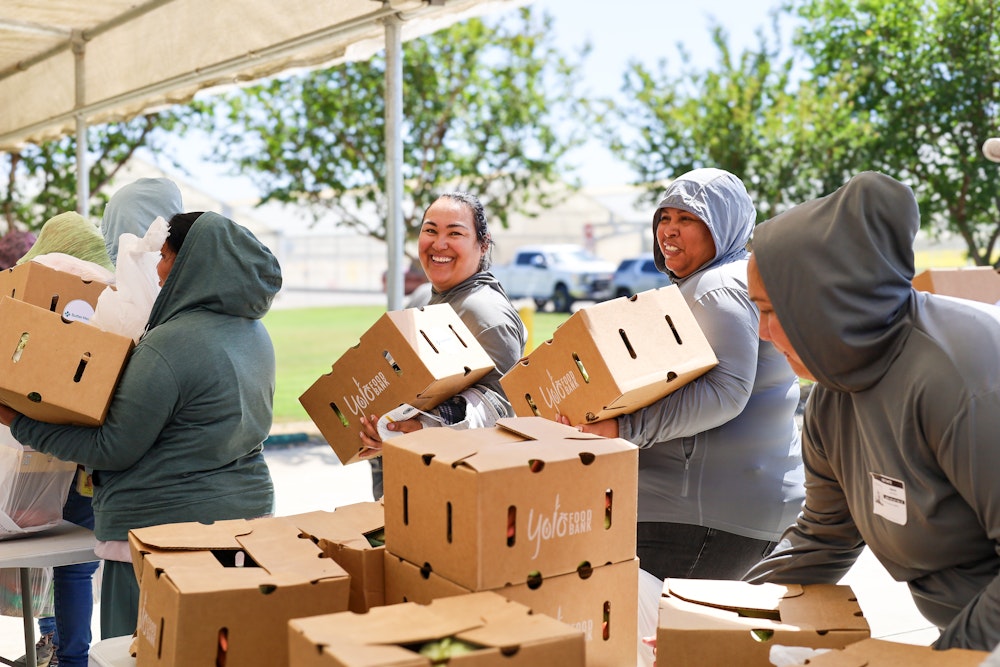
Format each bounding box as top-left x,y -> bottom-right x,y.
29,253 -> 115,285
89,216 -> 168,342
637,567 -> 661,667
0,432 -> 75,540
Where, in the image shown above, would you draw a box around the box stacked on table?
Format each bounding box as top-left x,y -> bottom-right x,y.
128,516 -> 352,667
379,416 -> 640,667
657,579 -> 871,667
299,303 -> 495,465
288,591 -> 586,667
500,286 -> 718,426
291,501 -> 387,613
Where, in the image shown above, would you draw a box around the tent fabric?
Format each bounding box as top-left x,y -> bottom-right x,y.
0,0 -> 518,151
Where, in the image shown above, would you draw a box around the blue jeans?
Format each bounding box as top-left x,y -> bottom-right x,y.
53,478 -> 99,667
637,522 -> 777,582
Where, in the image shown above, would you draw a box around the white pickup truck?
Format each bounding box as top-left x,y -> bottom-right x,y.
490,244 -> 616,313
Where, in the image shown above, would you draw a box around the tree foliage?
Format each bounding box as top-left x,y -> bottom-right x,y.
791,0 -> 1000,264
0,112 -> 189,235
604,0 -> 1000,264
194,7 -> 588,248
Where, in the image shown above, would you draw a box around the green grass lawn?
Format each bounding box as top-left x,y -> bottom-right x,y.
263,305 -> 569,424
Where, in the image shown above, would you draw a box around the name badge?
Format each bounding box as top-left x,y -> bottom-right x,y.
871,472 -> 906,525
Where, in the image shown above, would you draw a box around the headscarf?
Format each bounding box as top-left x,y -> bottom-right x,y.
17,211 -> 114,272
101,177 -> 183,266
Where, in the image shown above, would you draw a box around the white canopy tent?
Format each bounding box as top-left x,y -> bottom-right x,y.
0,0 -> 520,309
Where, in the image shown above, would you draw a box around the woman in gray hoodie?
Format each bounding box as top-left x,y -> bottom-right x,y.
744,171 -> 1000,651
572,168 -> 806,581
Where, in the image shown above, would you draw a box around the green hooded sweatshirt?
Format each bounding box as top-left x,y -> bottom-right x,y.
12,211 -> 280,540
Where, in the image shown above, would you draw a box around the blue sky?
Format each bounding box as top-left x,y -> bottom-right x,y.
167,0 -> 787,199
531,0 -> 788,185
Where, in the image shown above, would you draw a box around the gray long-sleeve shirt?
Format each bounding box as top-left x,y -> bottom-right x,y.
743,171 -> 1000,651
618,168 -> 805,541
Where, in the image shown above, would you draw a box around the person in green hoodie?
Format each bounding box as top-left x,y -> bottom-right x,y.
0,211 -> 280,640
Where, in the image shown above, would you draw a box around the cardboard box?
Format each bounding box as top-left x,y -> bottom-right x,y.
291,502 -> 386,613
299,303 -> 496,465
385,554 -> 639,667
657,579 -> 870,667
0,261 -> 108,321
287,590 -> 586,667
0,297 -> 133,425
500,286 -> 718,425
382,417 -> 638,591
128,516 -> 351,667
912,267 -> 1000,305
784,638 -> 990,666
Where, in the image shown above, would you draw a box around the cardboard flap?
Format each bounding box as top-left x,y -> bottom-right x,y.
665,578 -> 803,614
796,638 -> 990,666
778,584 -> 869,632
234,518 -> 348,580
287,504 -> 385,551
129,518 -> 251,550
495,416 -> 604,442
310,599 -> 487,646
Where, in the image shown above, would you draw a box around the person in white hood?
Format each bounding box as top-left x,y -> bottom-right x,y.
743,171 -> 1000,651
568,168 -> 805,581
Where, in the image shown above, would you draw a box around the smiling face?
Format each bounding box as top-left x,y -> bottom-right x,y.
418,197 -> 486,292
655,207 -> 716,278
748,254 -> 816,381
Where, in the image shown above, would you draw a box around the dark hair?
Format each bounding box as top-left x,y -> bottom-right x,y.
165,212 -> 203,254
428,192 -> 493,271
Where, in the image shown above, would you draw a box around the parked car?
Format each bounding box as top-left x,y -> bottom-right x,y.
381,259 -> 429,295
491,244 -> 616,313
611,255 -> 671,298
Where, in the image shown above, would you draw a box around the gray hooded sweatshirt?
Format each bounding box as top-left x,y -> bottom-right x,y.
617,168 -> 805,541
743,171 -> 1000,651
13,212 -> 279,541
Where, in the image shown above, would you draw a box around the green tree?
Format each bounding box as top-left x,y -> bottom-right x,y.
606,0 -> 1000,264
792,0 -> 1000,265
194,7 -> 588,247
600,18 -> 832,220
0,111 -> 190,234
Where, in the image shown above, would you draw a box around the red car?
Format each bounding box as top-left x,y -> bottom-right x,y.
382,259 -> 429,295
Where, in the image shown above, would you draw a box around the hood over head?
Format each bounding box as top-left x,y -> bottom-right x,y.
147,211 -> 282,329
652,168 -> 756,281
752,171 -> 917,392
17,211 -> 114,272
102,177 -> 183,265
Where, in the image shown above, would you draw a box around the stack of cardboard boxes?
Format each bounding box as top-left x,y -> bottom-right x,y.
380,417 -> 640,667
120,287 -> 994,665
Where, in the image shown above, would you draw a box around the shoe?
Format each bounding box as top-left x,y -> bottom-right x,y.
12,631 -> 56,667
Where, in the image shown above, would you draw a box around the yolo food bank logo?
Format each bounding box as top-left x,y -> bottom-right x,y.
526,494 -> 593,559
538,368 -> 581,410
343,372 -> 390,416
